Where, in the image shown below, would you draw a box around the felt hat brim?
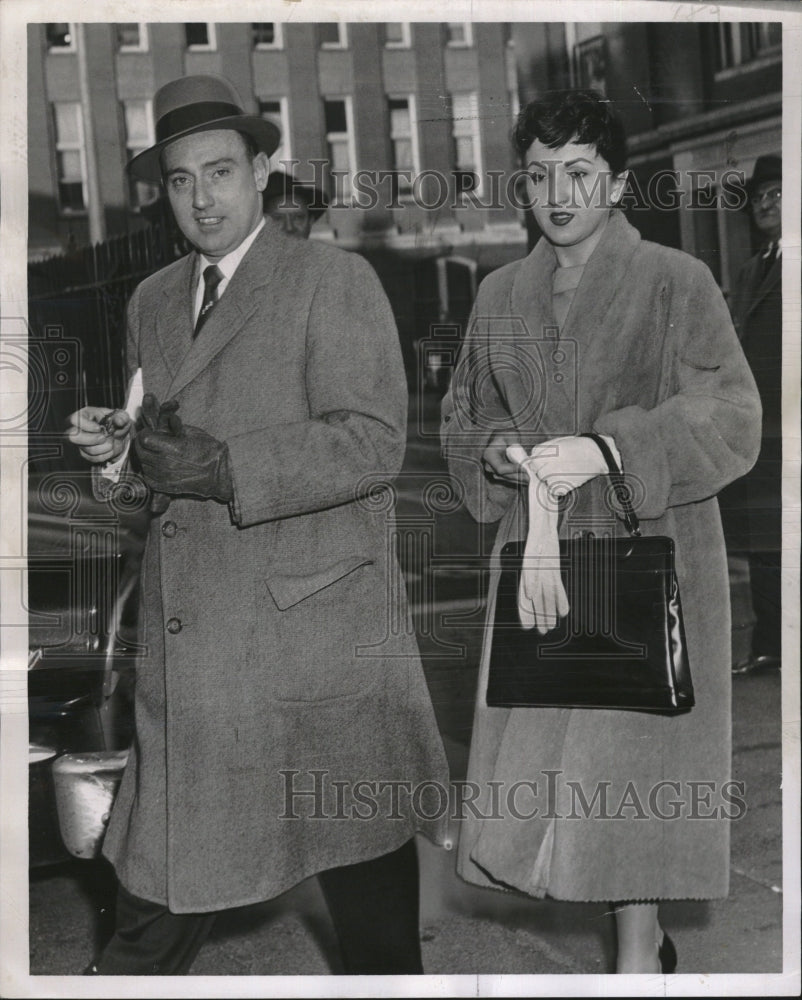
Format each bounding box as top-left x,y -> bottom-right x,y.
128,115 -> 280,183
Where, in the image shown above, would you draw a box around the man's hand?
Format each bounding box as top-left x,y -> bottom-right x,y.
67,407 -> 132,464
482,432 -> 528,484
134,421 -> 233,502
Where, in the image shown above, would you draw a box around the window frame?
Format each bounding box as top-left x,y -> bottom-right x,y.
116,23 -> 149,53
450,91 -> 484,198
184,22 -> 217,51
445,22 -> 473,48
122,99 -> 159,211
45,23 -> 76,53
52,101 -> 88,215
384,23 -> 411,49
258,96 -> 292,169
387,94 -> 420,198
320,23 -> 348,50
712,22 -> 782,77
252,22 -> 284,50
323,95 -> 357,201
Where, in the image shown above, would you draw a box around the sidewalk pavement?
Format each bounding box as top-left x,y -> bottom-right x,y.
27,667 -> 782,979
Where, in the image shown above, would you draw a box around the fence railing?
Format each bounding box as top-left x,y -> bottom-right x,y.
27,224 -> 188,476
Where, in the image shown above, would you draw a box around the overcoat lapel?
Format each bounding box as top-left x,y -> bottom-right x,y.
149,254 -> 196,400
166,225 -> 281,399
507,211 -> 641,436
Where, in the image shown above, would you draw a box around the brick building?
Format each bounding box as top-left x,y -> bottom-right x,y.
27,20 -> 523,261
513,20 -> 782,295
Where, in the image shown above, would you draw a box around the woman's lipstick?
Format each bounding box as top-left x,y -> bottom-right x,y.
549,212 -> 574,226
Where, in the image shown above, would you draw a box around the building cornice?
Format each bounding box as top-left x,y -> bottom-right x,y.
627,92 -> 782,161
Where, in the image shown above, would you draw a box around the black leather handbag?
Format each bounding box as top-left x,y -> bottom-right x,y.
486,434 -> 694,713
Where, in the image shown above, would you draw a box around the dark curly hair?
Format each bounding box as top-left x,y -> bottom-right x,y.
512,90 -> 627,175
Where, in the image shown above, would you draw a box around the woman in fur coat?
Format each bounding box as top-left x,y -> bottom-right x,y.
440,90 -> 762,973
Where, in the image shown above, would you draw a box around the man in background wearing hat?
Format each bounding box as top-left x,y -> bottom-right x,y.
67,74 -> 448,975
725,154 -> 782,672
262,169 -> 329,239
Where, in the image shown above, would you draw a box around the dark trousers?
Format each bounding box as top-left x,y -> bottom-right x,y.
87,838 -> 423,975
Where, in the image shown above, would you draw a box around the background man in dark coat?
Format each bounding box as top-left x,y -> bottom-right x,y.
725,154 -> 782,672
262,169 -> 328,239
66,74 -> 448,976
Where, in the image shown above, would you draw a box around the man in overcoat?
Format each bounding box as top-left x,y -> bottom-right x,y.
723,154 -> 782,673
67,74 -> 448,976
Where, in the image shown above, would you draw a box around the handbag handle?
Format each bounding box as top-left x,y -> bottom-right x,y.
579,432 -> 641,537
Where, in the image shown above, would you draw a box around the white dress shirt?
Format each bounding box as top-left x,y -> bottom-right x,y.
192,217 -> 265,325
104,217 -> 266,480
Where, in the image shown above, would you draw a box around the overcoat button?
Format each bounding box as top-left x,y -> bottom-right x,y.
162,521 -> 177,537
166,617 -> 182,634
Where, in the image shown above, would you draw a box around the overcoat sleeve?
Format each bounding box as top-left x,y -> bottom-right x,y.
225,252 -> 409,527
593,257 -> 762,520
440,278 -> 520,525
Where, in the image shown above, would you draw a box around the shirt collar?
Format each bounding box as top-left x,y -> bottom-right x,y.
199,217 -> 265,282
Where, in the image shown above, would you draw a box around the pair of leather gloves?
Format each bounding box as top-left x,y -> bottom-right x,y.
133,393 -> 233,513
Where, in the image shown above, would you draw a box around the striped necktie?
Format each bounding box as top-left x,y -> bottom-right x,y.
194,264 -> 224,337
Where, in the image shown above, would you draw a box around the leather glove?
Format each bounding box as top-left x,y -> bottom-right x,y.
508,444 -> 569,633
140,392 -> 180,433
134,416 -> 234,503
522,434 -> 618,497
136,393 -> 182,514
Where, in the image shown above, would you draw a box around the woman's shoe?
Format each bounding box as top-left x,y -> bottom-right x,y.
658,932 -> 677,974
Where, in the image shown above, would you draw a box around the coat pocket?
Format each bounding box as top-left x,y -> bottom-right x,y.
264,556 -> 374,610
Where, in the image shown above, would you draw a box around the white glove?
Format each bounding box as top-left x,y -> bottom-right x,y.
524,434 -> 618,497
507,444 -> 569,633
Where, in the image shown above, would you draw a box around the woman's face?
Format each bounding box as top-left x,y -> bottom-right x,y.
523,136 -> 627,264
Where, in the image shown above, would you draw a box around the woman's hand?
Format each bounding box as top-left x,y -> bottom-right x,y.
67,407 -> 132,464
523,434 -> 614,497
482,432 -> 528,484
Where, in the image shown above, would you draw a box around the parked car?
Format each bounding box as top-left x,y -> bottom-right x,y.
27,469 -> 148,867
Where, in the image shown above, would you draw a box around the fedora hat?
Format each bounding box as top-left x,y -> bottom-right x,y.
745,154 -> 781,199
262,170 -> 329,221
128,74 -> 280,182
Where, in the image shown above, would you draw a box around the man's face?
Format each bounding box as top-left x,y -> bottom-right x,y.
264,196 -> 314,239
751,180 -> 782,243
162,129 -> 269,259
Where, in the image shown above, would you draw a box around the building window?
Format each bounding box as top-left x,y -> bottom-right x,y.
713,22 -> 781,72
573,36 -> 608,95
45,23 -> 75,51
384,23 -> 411,48
252,23 -> 283,49
388,97 -> 419,197
450,92 -> 482,195
323,97 -> 355,199
116,23 -> 148,52
185,23 -> 216,50
446,23 -> 473,47
320,23 -> 347,49
123,101 -> 159,209
258,98 -> 291,170
52,102 -> 86,213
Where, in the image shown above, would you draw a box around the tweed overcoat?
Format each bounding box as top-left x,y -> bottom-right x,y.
441,212 -> 762,902
102,219 -> 449,913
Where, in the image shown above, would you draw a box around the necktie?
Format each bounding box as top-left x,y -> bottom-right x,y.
760,242 -> 778,282
194,264 -> 224,337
